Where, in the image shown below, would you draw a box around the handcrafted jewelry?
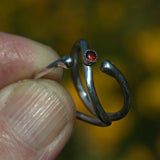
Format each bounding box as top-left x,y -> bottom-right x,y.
35,39 -> 131,127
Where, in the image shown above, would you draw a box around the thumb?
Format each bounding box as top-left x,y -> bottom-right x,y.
0,79 -> 75,160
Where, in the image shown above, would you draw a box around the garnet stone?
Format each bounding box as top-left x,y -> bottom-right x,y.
86,50 -> 97,61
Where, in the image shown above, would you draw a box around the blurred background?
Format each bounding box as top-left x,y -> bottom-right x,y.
0,0 -> 160,159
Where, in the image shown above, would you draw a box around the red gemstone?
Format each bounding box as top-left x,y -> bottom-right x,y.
86,50 -> 97,61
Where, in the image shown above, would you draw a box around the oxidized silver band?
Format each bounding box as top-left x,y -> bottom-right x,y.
35,39 -> 131,127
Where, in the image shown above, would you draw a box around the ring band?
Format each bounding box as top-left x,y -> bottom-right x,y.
34,39 -> 131,127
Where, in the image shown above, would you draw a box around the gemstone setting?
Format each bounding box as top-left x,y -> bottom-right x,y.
86,50 -> 97,61
84,49 -> 98,66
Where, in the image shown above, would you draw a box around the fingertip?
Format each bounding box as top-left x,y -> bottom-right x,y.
30,40 -> 63,81
0,32 -> 63,88
0,79 -> 75,159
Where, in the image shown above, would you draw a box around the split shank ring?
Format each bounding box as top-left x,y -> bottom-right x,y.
35,39 -> 131,127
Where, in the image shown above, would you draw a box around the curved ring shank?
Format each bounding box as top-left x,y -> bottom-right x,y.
71,39 -> 131,126
34,39 -> 131,127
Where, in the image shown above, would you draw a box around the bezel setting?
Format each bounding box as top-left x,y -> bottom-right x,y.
83,49 -> 98,66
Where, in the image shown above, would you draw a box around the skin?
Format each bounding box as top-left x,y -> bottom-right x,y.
0,32 -> 76,160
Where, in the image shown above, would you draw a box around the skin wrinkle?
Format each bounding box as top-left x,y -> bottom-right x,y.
19,93 -> 65,148
0,113 -> 36,154
0,115 -> 38,159
9,85 -> 46,126
21,91 -> 54,133
37,80 -> 76,122
0,133 -> 16,160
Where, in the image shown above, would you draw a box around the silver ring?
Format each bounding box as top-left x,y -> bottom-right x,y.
34,39 -> 131,127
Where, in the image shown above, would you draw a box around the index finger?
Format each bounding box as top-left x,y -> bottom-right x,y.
0,32 -> 63,88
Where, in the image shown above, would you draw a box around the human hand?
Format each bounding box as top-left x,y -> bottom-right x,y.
0,32 -> 76,160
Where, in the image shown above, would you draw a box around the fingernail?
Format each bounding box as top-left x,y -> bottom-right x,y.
2,80 -> 69,150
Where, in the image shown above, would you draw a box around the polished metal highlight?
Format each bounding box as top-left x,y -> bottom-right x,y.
35,39 -> 131,127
